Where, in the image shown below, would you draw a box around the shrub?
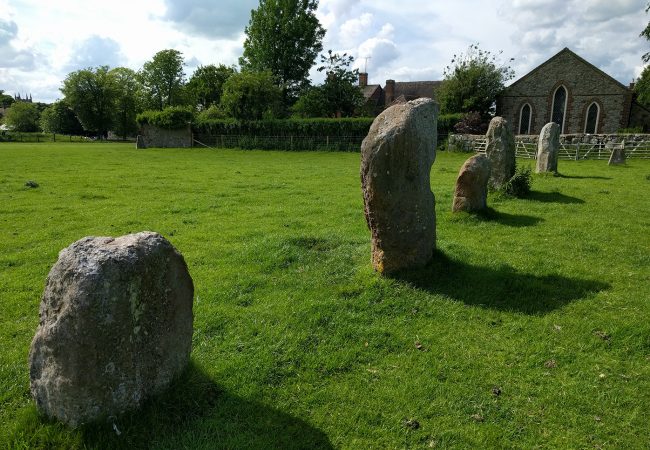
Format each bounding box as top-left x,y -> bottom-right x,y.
503,165 -> 532,197
136,106 -> 194,129
438,113 -> 464,137
193,117 -> 374,138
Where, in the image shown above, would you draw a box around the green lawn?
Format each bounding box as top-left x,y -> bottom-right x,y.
1,143 -> 649,449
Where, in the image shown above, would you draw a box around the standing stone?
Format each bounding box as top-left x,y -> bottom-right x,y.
135,135 -> 146,149
485,117 -> 516,189
29,232 -> 194,427
452,154 -> 490,213
536,122 -> 560,173
608,143 -> 626,165
360,98 -> 438,274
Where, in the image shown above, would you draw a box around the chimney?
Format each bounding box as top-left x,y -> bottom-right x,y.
359,72 -> 368,88
629,82 -> 636,91
385,79 -> 395,105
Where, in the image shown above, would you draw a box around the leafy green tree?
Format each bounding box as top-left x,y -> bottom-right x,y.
293,51 -> 364,118
220,71 -> 281,120
239,0 -> 325,109
642,3 -> 650,63
635,65 -> 650,108
3,101 -> 40,131
438,44 -> 515,119
40,101 -> 84,135
139,49 -> 187,110
61,66 -> 118,136
0,90 -> 15,109
111,67 -> 142,139
187,64 -> 236,110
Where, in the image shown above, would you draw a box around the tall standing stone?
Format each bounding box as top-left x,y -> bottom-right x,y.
485,117 -> 516,189
360,98 -> 438,274
536,122 -> 560,173
452,154 -> 490,213
29,232 -> 194,427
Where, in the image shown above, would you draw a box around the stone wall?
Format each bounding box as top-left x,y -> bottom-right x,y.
497,49 -> 633,135
138,124 -> 192,149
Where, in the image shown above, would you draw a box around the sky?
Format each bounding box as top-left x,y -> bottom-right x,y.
0,0 -> 648,103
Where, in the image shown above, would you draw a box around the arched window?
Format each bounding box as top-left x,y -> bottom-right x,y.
584,102 -> 599,134
519,103 -> 532,134
551,85 -> 568,132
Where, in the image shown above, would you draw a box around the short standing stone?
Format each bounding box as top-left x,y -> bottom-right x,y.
360,98 -> 438,274
29,232 -> 194,427
485,117 -> 516,189
452,154 -> 490,212
608,144 -> 626,165
536,122 -> 560,173
135,135 -> 146,149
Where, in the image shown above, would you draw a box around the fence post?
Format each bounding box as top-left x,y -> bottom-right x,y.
221,135 -> 224,148
575,142 -> 579,160
326,135 -> 329,150
290,135 -> 293,150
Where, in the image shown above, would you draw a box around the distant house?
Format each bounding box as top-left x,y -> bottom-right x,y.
496,48 -> 650,134
359,73 -> 441,116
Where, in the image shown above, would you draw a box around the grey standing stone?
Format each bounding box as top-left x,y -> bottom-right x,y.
135,135 -> 146,149
485,117 -> 516,189
360,98 -> 438,274
536,122 -> 560,173
608,144 -> 626,165
452,154 -> 490,213
29,232 -> 194,427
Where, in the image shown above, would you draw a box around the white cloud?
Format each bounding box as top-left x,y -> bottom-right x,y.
64,36 -> 124,72
161,0 -> 257,39
339,13 -> 373,47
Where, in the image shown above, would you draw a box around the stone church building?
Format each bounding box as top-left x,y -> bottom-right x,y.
496,48 -> 650,134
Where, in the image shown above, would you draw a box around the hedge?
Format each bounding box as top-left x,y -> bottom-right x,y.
136,107 -> 194,130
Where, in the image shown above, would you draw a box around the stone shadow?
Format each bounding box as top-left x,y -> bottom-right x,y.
392,250 -> 609,315
75,362 -> 333,449
527,191 -> 585,204
556,174 -> 613,180
473,207 -> 544,227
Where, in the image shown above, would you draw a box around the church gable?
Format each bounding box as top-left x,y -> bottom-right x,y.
497,48 -> 633,134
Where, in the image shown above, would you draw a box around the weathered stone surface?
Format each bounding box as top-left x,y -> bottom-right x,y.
139,124 -> 192,148
360,98 -> 438,274
608,145 -> 626,165
452,154 -> 490,212
29,232 -> 194,427
135,134 -> 146,149
536,122 -> 560,173
485,117 -> 516,189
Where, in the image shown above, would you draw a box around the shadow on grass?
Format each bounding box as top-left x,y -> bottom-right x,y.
9,362 -> 333,450
393,250 -> 609,315
556,174 -> 613,180
474,207 -> 544,227
527,190 -> 585,204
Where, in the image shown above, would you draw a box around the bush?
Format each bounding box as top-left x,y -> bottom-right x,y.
502,165 -> 532,197
136,106 -> 194,129
193,117 -> 374,138
438,113 -> 464,137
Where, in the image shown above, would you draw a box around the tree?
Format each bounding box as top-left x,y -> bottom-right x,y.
111,67 -> 142,139
0,90 -> 15,109
40,101 -> 84,135
635,65 -> 650,108
187,64 -> 236,110
293,51 -> 364,118
3,101 -> 40,131
239,0 -> 325,109
437,44 -> 515,119
642,3 -> 650,63
220,71 -> 282,120
139,49 -> 187,110
61,66 -> 118,137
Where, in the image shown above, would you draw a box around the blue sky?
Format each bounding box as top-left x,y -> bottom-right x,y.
1,0 -> 647,103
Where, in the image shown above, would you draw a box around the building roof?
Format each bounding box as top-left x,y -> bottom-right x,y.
393,81 -> 441,100
505,47 -> 629,93
362,84 -> 381,99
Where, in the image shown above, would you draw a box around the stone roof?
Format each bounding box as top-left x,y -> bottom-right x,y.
362,84 -> 381,99
393,81 -> 442,100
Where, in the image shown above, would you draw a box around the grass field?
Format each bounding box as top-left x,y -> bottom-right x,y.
1,143 -> 649,449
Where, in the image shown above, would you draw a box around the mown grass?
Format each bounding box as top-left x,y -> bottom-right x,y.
0,143 -> 649,449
